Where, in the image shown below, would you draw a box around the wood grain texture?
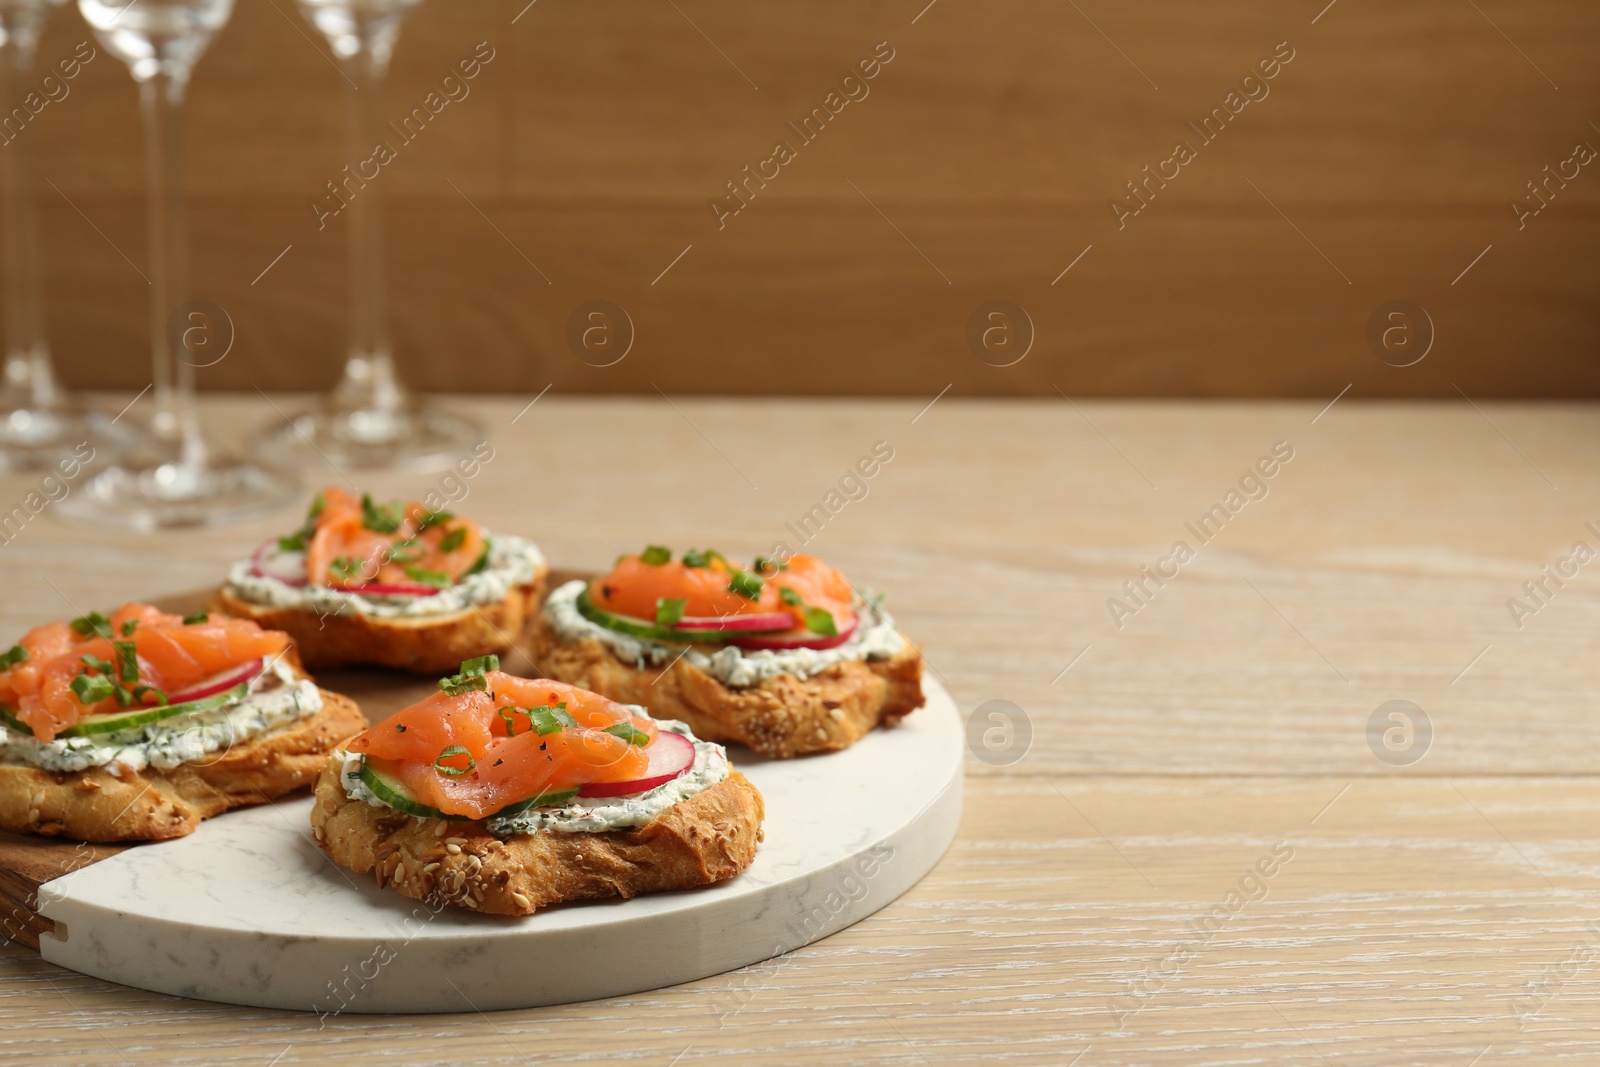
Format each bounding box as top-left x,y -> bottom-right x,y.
0,396 -> 1596,1062
13,0 -> 1600,398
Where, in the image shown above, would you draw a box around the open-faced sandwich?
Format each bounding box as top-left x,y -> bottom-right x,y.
214,487 -> 548,674
311,656 -> 763,914
0,603 -> 365,841
529,548 -> 924,758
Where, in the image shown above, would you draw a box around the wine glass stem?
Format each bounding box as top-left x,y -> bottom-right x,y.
337,46 -> 404,413
0,32 -> 56,407
140,69 -> 204,465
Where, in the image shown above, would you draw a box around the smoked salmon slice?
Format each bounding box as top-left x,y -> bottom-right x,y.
347,667 -> 656,820
590,549 -> 855,636
300,487 -> 486,590
0,605 -> 290,742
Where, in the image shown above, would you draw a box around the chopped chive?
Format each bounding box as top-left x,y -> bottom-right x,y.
70,612 -> 112,640
802,606 -> 839,636
778,586 -> 803,607
384,538 -> 423,564
80,653 -> 113,675
0,645 -> 27,670
437,526 -> 466,553
640,545 -> 671,566
277,531 -> 309,552
753,555 -> 788,575
433,744 -> 475,777
497,706 -> 529,736
112,641 -> 139,684
182,611 -> 208,625
438,654 -> 498,695
133,685 -> 168,707
307,492 -> 326,520
360,493 -> 404,534
329,556 -> 365,580
726,569 -> 764,600
403,565 -> 452,588
119,618 -> 139,636
681,548 -> 713,568
604,721 -> 652,746
655,597 -> 688,627
70,672 -> 115,705
416,509 -> 454,531
527,703 -> 574,735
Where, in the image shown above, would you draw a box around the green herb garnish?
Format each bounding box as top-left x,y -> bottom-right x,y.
403,565 -> 452,589
70,672 -> 115,705
384,538 -> 423,564
655,597 -> 688,627
120,619 -> 139,636
802,607 -> 839,636
112,641 -> 139,684
726,569 -> 764,600
604,721 -> 651,747
497,706 -> 529,736
527,703 -> 575,735
438,655 -> 498,696
307,492 -> 326,520
182,611 -> 208,625
133,685 -> 168,707
681,548 -> 713,568
778,587 -> 803,607
70,612 -> 113,640
433,745 -> 475,777
329,556 -> 366,581
0,645 -> 27,670
360,494 -> 404,534
416,509 -> 454,531
640,545 -> 671,566
278,530 -> 309,552
753,556 -> 788,575
437,526 -> 466,553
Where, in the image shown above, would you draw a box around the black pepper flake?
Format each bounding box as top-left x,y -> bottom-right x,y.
395,724 -> 407,732
494,759 -> 503,767
601,584 -> 615,598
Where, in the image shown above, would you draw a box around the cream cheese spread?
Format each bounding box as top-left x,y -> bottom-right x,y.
223,533 -> 545,619
0,656 -> 322,775
541,578 -> 906,688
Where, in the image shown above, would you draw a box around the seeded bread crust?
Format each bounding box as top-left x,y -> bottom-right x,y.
527,618 -> 924,759
310,759 -> 764,915
212,566 -> 547,675
0,690 -> 367,843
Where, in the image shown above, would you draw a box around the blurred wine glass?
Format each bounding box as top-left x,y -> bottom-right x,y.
61,0 -> 296,527
257,0 -> 478,471
0,0 -> 124,470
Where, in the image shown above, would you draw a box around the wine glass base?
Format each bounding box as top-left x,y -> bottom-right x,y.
56,457 -> 299,531
0,408 -> 135,474
257,403 -> 483,472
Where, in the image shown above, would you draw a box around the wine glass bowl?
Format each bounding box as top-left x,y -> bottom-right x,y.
256,0 -> 478,472
59,0 -> 297,527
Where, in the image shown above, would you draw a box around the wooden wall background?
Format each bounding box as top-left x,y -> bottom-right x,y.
15,0 -> 1600,398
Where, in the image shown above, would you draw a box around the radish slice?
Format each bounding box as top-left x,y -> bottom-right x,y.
671,611 -> 794,633
169,657 -> 266,702
728,612 -> 859,651
250,540 -> 308,586
577,731 -> 695,798
343,582 -> 444,597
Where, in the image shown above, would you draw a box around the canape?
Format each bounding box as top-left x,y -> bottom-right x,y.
214,487 -> 547,674
529,548 -> 924,758
311,656 -> 763,914
0,603 -> 365,841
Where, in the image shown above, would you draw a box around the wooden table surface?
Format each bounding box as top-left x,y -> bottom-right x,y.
1,395 -> 1596,1065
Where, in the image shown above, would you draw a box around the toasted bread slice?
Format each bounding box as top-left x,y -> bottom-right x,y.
310,759 -> 764,915
213,569 -> 546,675
528,619 -> 924,759
0,689 -> 367,843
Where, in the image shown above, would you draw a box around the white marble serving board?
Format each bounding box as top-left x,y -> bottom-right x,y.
34,680 -> 964,1014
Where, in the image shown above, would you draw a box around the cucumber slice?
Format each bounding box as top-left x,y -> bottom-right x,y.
0,681 -> 254,739
358,758 -> 580,821
64,681 -> 253,738
575,589 -> 732,644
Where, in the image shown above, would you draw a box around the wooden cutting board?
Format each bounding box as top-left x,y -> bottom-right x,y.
0,571 -> 584,950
